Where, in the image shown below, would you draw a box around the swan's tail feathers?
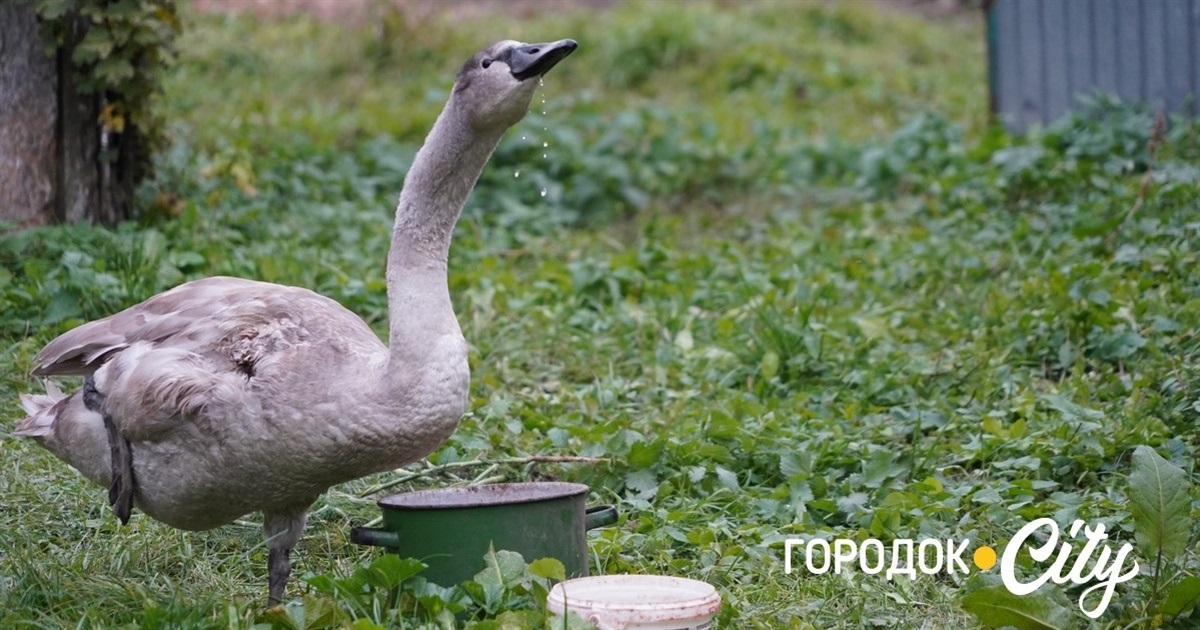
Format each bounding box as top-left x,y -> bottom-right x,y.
14,381 -> 67,437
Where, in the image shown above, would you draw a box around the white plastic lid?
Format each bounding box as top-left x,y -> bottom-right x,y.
546,574 -> 721,619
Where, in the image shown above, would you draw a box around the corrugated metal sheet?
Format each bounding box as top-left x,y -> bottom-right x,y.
988,0 -> 1200,131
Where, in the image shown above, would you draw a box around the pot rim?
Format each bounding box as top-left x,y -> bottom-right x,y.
377,481 -> 589,510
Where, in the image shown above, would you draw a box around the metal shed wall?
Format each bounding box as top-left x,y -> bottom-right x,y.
988,0 -> 1200,131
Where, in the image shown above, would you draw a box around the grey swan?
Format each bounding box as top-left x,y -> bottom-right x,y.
15,38 -> 578,605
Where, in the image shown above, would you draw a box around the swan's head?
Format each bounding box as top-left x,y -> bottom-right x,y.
452,38 -> 578,131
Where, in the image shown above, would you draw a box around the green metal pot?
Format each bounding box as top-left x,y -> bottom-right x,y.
350,482 -> 618,587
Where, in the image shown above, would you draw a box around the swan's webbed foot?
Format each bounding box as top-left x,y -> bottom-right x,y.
84,375 -> 135,525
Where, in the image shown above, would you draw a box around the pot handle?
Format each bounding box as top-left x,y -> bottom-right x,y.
584,504 -> 618,530
350,526 -> 401,548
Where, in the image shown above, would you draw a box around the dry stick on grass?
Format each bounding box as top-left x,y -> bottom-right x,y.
1121,111 -> 1167,228
357,455 -> 612,498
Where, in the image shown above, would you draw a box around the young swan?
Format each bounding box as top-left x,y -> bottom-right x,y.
15,38 -> 577,606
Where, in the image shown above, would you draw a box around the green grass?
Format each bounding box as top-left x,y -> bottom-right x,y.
3,1 -> 1200,628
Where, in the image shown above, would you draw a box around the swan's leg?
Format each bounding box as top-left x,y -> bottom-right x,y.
83,376 -> 135,525
264,508 -> 309,607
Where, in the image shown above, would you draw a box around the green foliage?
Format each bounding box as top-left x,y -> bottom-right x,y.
963,446 -> 1199,628
960,576 -> 1073,630
258,549 -> 568,629
1161,577 -> 1200,619
34,0 -> 180,173
1128,446 -> 1198,623
3,2 -> 1200,629
1130,446 -> 1191,563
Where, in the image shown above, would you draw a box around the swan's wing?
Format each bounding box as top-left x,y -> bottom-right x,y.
31,276 -> 367,377
94,341 -> 249,441
27,275 -> 383,442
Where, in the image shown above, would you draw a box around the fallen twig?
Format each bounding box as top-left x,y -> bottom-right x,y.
357,455 -> 612,497
1119,111 -> 1166,231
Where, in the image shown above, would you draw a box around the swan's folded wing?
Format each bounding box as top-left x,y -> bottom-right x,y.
98,342 -> 248,441
32,276 -> 270,376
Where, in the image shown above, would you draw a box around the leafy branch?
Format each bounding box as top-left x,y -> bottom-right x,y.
34,0 -> 180,175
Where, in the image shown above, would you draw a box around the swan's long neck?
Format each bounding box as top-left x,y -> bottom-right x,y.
385,98 -> 503,362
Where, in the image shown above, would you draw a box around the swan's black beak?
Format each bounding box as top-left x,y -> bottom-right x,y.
505,39 -> 578,81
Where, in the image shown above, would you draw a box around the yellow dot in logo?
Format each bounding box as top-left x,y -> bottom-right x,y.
974,546 -> 997,570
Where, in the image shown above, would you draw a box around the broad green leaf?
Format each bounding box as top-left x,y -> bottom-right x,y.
868,507 -> 900,537
471,567 -> 503,611
624,469 -> 658,499
627,439 -> 664,468
43,289 -> 81,325
103,0 -> 143,20
465,610 -> 543,629
1040,394 -> 1104,422
789,484 -> 809,521
491,549 -> 526,584
1128,445 -> 1191,561
861,451 -> 907,488
760,351 -> 780,380
1161,576 -> 1200,617
473,547 -> 526,610
544,604 -> 601,630
301,573 -> 339,597
972,487 -> 1002,505
681,442 -> 733,463
257,603 -> 302,630
360,554 -> 425,590
71,26 -> 114,63
528,557 -> 567,581
94,56 -> 136,86
780,451 -> 811,478
257,596 -> 345,630
704,411 -> 740,440
960,585 -> 1072,630
35,0 -> 75,19
852,315 -> 887,339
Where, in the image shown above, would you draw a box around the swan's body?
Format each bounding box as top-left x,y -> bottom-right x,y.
15,38 -> 577,605
21,276 -> 464,530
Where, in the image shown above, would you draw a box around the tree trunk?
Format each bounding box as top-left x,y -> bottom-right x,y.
0,0 -> 125,228
0,1 -> 59,227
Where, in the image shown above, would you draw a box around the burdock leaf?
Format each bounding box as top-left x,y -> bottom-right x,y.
1128,445 -> 1191,562
528,557 -> 567,581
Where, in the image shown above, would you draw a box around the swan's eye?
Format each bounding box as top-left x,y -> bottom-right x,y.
481,59 -> 492,69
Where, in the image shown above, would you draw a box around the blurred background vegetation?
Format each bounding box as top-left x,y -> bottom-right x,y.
3,1 -> 1199,628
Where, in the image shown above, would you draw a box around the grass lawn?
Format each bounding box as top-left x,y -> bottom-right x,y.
2,1 -> 1199,628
